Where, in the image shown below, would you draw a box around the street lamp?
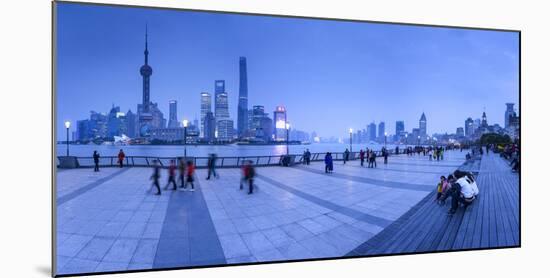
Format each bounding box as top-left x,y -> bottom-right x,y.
64,121 -> 71,156
349,128 -> 353,153
384,132 -> 388,148
182,119 -> 189,159
417,135 -> 420,146
286,123 -> 290,155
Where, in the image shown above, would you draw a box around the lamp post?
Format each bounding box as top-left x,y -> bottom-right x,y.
384,132 -> 388,148
286,123 -> 290,155
64,121 -> 71,156
183,119 -> 188,159
405,133 -> 408,145
349,128 -> 353,153
417,135 -> 420,146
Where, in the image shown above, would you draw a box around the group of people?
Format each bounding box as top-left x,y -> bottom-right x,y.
435,170 -> 480,214
150,158 -> 196,195
91,149 -> 126,172
359,148 -> 379,168
427,146 -> 445,161
302,149 -> 312,165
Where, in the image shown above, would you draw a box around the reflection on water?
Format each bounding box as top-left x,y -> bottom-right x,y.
56,143 -> 400,157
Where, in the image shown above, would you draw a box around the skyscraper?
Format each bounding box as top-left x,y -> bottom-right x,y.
419,112 -> 427,137
214,80 -> 229,118
456,127 -> 465,137
200,92 -> 211,138
505,103 -> 515,128
395,121 -> 405,141
273,106 -> 287,141
167,100 -> 178,128
367,122 -> 376,142
237,57 -> 248,138
481,111 -> 488,127
214,80 -> 233,140
203,112 -> 216,142
465,117 -> 474,137
378,121 -> 385,141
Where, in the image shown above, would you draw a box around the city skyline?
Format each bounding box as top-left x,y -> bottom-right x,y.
56,3 -> 519,140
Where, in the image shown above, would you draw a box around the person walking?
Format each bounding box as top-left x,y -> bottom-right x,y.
164,159 -> 177,190
246,160 -> 256,194
183,160 -> 196,192
383,149 -> 388,164
178,158 -> 186,188
117,149 -> 125,168
343,148 -> 350,165
206,153 -> 218,180
93,150 -> 100,172
359,149 -> 365,167
305,149 -> 311,165
150,160 -> 161,195
371,151 -> 377,168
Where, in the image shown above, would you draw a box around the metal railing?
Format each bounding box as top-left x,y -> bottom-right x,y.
57,149 -> 405,169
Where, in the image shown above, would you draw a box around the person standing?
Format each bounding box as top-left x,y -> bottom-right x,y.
359,149 -> 365,167
206,153 -> 218,180
150,160 -> 161,195
93,150 -> 100,172
117,149 -> 125,168
324,152 -> 331,173
371,151 -> 377,168
164,159 -> 177,190
383,149 -> 388,164
305,149 -> 311,165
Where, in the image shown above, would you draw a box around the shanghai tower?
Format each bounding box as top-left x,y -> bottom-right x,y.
237,57 -> 248,138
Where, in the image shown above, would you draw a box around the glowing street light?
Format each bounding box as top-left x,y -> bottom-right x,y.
182,119 -> 189,159
384,131 -> 388,148
64,121 -> 71,156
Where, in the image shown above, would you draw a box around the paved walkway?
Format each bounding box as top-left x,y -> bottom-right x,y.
346,152 -> 519,256
55,150 -> 517,275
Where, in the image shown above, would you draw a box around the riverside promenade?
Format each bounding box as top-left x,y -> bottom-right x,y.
55,150 -> 519,275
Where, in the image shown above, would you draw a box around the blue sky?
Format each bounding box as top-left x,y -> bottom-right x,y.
55,2 -> 519,139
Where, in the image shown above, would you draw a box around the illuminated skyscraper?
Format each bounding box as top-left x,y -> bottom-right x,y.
419,112 -> 427,137
237,57 -> 248,138
200,92 -> 211,137
167,100 -> 178,128
273,106 -> 287,141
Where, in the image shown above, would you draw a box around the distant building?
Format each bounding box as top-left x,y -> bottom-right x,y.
378,121 -> 385,142
395,120 -> 405,142
411,128 -> 420,143
456,127 -> 465,137
367,122 -> 376,142
237,57 -> 249,138
465,117 -> 474,137
216,119 -> 234,141
505,103 -> 515,128
273,106 -> 287,141
419,112 -> 427,137
125,110 -> 137,138
214,80 -> 229,118
149,127 -> 185,142
200,92 -> 212,138
167,100 -> 179,128
203,112 -> 216,142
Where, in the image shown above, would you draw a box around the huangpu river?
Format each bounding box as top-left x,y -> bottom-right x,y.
56,142 -> 404,158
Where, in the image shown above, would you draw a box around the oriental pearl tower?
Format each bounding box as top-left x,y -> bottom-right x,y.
139,25 -> 153,137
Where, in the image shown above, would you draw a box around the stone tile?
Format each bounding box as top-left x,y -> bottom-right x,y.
253,248 -> 287,262
94,261 -> 129,272
59,258 -> 100,275
280,223 -> 315,241
76,237 -> 115,261
227,256 -> 257,264
96,221 -> 126,238
231,218 -> 259,234
218,234 -> 250,259
241,231 -> 276,254
142,222 -> 164,239
57,234 -> 93,257
119,221 -> 147,238
277,241 -> 313,260
213,219 -> 239,236
296,218 -> 327,235
102,238 -> 139,264
130,239 -> 158,264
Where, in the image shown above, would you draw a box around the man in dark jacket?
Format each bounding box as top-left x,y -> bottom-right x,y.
93,151 -> 100,172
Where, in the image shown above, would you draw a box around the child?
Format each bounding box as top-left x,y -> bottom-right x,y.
436,175 -> 448,204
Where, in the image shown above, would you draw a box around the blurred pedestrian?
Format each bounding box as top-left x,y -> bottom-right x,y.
117,149 -> 125,168
206,153 -> 219,180
93,150 -> 100,172
150,160 -> 161,195
164,159 -> 177,190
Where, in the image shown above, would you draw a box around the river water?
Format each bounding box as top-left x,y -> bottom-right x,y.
56,142 -> 405,158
